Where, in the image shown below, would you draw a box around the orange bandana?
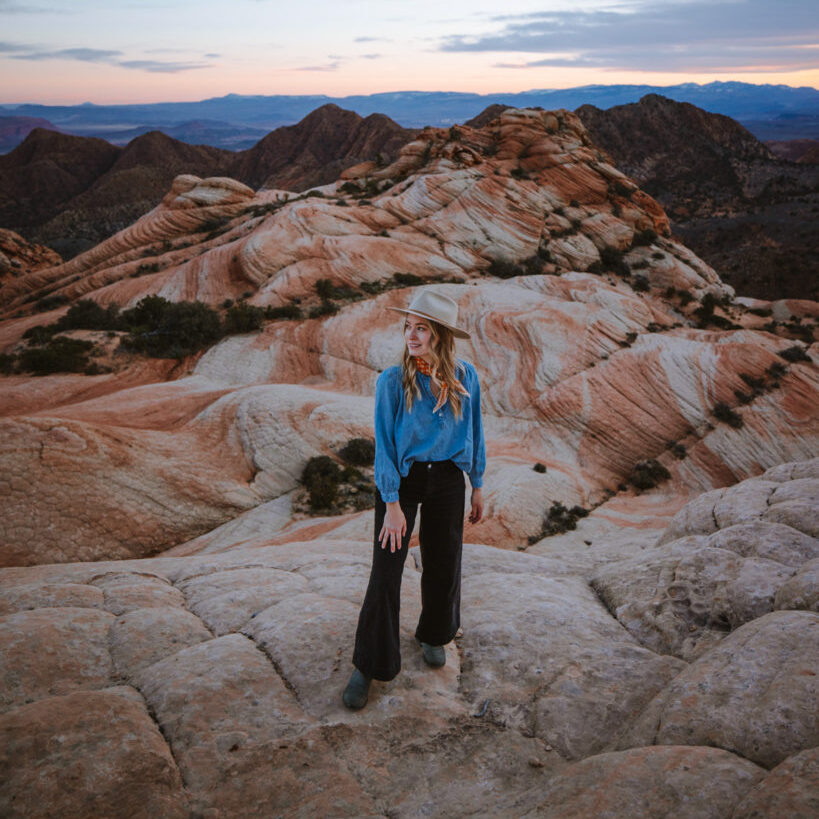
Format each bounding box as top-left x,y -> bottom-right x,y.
414,357 -> 461,413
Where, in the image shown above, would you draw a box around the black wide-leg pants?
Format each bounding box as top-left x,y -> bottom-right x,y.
352,460 -> 466,681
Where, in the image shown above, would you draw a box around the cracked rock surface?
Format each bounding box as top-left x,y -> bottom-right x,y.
1,463 -> 818,817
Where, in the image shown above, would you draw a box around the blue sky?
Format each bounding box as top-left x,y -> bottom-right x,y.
1,0 -> 817,104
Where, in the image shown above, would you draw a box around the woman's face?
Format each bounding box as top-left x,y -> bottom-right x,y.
404,316 -> 433,360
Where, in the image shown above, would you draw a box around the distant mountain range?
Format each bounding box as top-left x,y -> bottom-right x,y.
2,81 -> 818,151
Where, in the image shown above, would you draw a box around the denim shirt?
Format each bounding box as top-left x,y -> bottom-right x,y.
374,359 -> 486,503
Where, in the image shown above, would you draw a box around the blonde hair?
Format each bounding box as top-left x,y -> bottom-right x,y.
401,318 -> 469,418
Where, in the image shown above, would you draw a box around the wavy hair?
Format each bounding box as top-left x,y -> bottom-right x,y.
401,319 -> 469,418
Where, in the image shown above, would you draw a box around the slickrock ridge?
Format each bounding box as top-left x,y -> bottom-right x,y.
0,105 -> 411,260
1,106 -> 818,816
1,464 -> 817,817
1,108 -> 817,567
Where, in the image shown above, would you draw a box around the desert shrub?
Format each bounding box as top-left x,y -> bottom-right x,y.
360,281 -> 385,294
569,199 -> 579,208
34,294 -> 69,312
676,288 -> 694,306
309,300 -> 339,318
301,456 -> 342,511
628,459 -> 671,490
599,246 -> 630,277
779,345 -> 811,363
23,325 -> 57,344
767,361 -> 787,379
120,297 -> 222,358
57,299 -> 120,331
265,304 -> 301,320
335,199 -> 348,207
522,255 -> 544,275
740,373 -> 765,394
487,258 -> 522,279
651,251 -> 664,260
18,336 -> 94,375
632,228 -> 658,247
529,501 -> 589,542
339,181 -> 360,195
533,462 -> 547,473
632,275 -> 650,292
393,272 -> 424,286
316,278 -> 359,301
713,402 -> 744,428
339,437 -> 375,466
510,167 -> 529,180
448,126 -> 461,141
670,443 -> 687,460
749,307 -> 773,317
609,180 -> 633,198
0,353 -> 17,374
224,302 -> 264,334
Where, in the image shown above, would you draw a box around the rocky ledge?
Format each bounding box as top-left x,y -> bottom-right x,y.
1,460 -> 816,818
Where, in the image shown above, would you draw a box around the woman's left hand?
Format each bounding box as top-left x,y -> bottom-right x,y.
468,487 -> 483,524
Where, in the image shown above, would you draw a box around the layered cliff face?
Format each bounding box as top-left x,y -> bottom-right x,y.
1,106 -> 817,817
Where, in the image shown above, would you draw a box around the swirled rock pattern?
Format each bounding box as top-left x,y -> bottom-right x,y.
1,106 -> 818,816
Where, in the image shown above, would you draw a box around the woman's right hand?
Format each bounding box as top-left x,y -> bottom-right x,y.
379,501 -> 406,553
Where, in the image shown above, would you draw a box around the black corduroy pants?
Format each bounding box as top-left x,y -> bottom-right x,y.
352,460 -> 466,681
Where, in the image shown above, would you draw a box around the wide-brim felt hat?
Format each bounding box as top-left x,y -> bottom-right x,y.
387,288 -> 470,339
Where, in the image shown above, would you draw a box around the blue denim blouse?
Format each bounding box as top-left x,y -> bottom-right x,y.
374,359 -> 486,503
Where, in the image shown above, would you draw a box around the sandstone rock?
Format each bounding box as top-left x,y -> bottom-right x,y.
514,746 -> 764,819
774,557 -> 819,612
592,538 -> 797,659
619,610 -> 819,768
0,607 -> 115,712
706,521 -> 819,567
0,581 -> 104,616
732,747 -> 819,818
109,605 -> 213,678
0,687 -> 188,819
90,571 -> 187,614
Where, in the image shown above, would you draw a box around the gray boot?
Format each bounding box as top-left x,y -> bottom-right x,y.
420,642 -> 446,667
343,668 -> 371,709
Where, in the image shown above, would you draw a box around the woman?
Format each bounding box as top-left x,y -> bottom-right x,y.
343,288 -> 486,709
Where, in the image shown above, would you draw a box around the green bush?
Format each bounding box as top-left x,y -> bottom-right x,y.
632,229 -> 658,247
0,353 -> 17,374
628,459 -> 671,491
309,300 -> 339,319
301,456 -> 342,511
779,345 -> 811,363
120,297 -> 222,358
57,299 -> 120,331
599,246 -> 630,277
487,258 -> 522,279
529,501 -> 589,542
339,437 -> 375,466
224,302 -> 264,334
18,336 -> 94,375
632,275 -> 650,292
713,402 -> 744,428
533,462 -> 547,473
265,304 -> 302,320
393,272 -> 424,286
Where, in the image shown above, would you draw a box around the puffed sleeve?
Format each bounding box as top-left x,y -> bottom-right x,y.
374,369 -> 402,503
467,365 -> 486,489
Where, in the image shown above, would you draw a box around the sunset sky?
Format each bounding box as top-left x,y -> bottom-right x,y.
1,0 -> 818,105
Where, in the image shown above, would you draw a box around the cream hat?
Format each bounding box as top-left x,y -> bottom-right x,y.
387,288 -> 470,339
